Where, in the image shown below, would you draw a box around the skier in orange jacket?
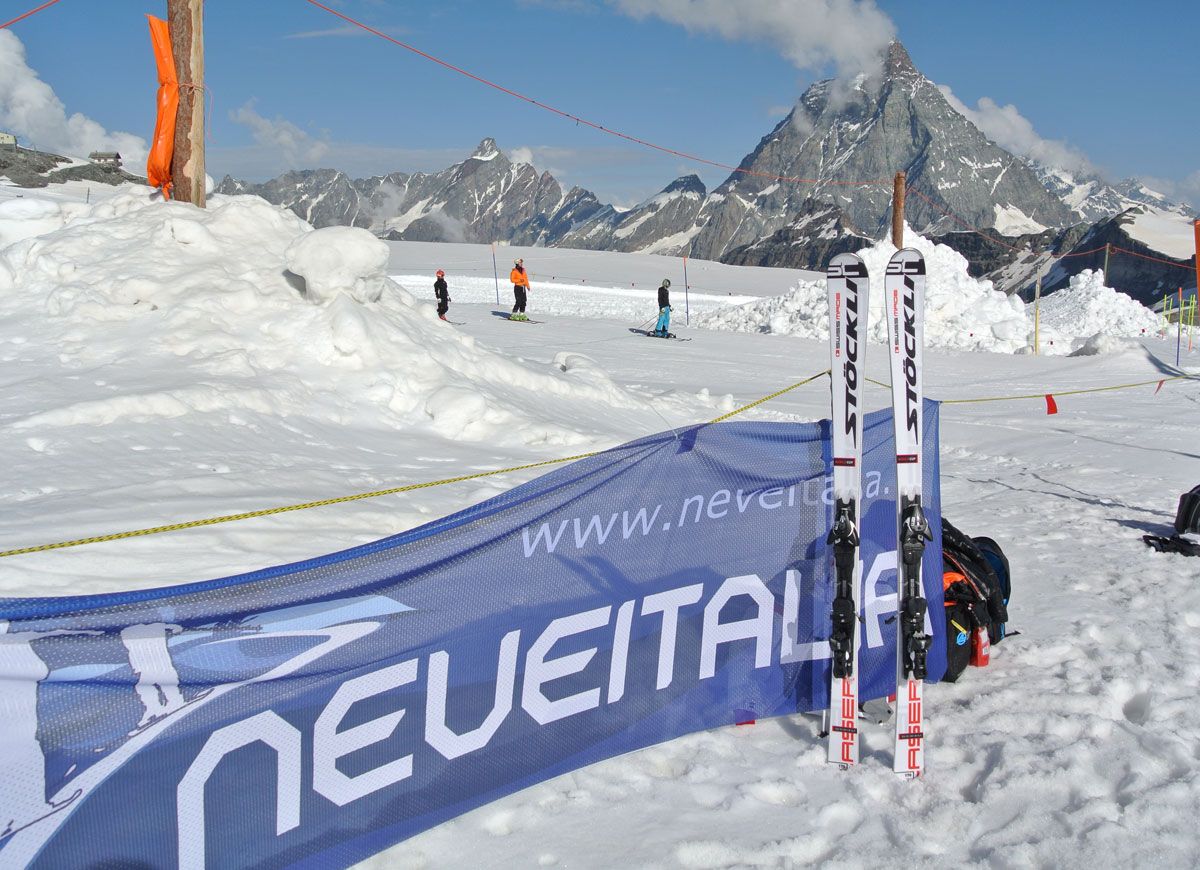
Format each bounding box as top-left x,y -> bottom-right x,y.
509,258 -> 531,321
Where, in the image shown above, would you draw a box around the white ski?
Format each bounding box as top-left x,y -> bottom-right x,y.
826,252 -> 868,768
885,248 -> 933,779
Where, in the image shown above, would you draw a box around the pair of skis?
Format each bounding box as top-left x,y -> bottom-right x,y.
825,249 -> 932,778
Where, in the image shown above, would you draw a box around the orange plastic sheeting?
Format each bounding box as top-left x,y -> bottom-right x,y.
147,15 -> 178,198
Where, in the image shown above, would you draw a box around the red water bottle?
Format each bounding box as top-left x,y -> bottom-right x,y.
970,626 -> 991,667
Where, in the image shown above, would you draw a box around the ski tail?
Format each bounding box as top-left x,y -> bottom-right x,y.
826,252 -> 868,768
885,248 -> 932,778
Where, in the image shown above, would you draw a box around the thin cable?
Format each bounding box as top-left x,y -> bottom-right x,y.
0,0 -> 62,29
908,186 -> 1197,276
1056,244 -> 1109,259
299,0 -> 885,190
1109,245 -> 1195,271
905,186 -> 1026,254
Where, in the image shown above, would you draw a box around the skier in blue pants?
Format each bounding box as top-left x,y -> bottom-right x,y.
653,279 -> 672,337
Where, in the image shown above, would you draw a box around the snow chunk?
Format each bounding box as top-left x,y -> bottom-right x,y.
1068,333 -> 1140,356
285,226 -> 390,304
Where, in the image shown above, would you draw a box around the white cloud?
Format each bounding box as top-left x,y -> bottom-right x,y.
937,84 -> 1094,175
611,0 -> 895,78
207,144 -> 466,183
1138,171 -> 1200,212
0,30 -> 147,163
510,147 -> 535,165
231,102 -> 330,168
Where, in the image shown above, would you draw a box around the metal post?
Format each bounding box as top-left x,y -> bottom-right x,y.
683,255 -> 690,326
892,172 -> 905,248
1103,243 -> 1110,284
1033,277 -> 1041,355
490,242 -> 499,305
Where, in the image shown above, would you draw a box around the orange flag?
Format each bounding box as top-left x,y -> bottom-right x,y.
147,15 -> 178,198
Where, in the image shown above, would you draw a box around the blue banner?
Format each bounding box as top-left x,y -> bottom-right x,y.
0,403 -> 941,869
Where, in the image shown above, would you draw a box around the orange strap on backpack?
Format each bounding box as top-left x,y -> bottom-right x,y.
942,570 -> 968,593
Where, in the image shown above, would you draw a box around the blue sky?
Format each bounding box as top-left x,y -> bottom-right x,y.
4,0 -> 1198,208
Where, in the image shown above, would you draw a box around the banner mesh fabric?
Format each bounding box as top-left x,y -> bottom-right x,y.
0,404 -> 942,869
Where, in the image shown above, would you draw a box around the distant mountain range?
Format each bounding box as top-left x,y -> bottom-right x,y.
213,42 -> 1195,306
1,41 -> 1192,308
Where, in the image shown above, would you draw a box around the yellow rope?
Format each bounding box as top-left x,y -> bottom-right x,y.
6,366 -> 1189,559
940,375 -> 1192,405
867,374 -> 1194,404
706,369 -> 829,424
0,369 -> 831,559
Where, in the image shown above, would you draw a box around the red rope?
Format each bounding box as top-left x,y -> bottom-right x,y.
1109,244 -> 1195,270
1,0 -> 63,30
1055,245 -> 1108,259
299,0 -> 886,190
908,186 -> 1196,271
905,186 -> 1027,253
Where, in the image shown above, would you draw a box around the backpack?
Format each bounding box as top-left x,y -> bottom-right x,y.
1176,485 -> 1200,535
941,518 -> 1011,647
972,536 -> 1012,641
941,572 -> 976,683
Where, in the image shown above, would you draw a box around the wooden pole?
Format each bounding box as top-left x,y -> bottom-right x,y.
491,243 -> 499,305
683,255 -> 690,325
1103,243 -> 1110,284
892,171 -> 905,248
168,0 -> 205,207
1033,276 -> 1042,355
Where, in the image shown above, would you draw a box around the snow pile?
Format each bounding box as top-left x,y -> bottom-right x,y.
1033,270 -> 1162,355
696,233 -> 1033,353
0,187 -> 649,446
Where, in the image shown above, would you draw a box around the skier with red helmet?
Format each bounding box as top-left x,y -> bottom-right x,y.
434,269 -> 451,321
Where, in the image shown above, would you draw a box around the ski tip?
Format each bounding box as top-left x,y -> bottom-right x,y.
886,248 -> 927,275
827,252 -> 868,278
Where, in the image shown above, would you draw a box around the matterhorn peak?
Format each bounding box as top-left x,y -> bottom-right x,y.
470,138 -> 502,161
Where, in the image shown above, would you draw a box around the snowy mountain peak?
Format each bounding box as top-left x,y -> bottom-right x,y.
884,40 -> 920,80
470,138 -> 502,161
678,39 -> 1074,259
663,175 -> 707,196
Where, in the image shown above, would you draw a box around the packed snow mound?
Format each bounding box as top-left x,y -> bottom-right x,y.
1033,270 -> 1162,355
696,232 -> 1033,353
286,226 -> 389,304
0,188 -> 647,445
